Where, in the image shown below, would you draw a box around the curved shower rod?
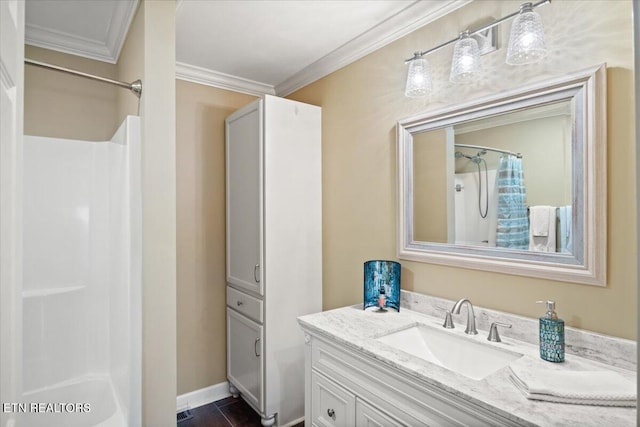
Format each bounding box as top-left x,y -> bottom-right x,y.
25,58 -> 142,98
454,143 -> 522,159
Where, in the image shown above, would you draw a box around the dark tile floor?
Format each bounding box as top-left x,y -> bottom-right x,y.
177,396 -> 304,427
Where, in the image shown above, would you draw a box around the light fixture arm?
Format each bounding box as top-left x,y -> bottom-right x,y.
404,0 -> 551,63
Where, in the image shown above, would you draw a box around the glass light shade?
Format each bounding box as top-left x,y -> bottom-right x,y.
449,31 -> 481,83
405,56 -> 432,98
506,3 -> 547,65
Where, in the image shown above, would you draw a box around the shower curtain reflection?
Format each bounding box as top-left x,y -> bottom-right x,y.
495,154 -> 529,249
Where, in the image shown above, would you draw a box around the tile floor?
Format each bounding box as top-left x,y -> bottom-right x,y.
177,396 -> 304,427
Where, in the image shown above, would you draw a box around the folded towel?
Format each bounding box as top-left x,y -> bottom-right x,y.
530,205 -> 553,237
528,206 -> 557,252
509,365 -> 636,407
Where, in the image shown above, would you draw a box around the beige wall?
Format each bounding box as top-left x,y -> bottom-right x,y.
456,115 -> 572,207
288,0 -> 637,339
118,1 -> 177,425
116,1 -> 144,123
24,45 -> 119,140
176,80 -> 256,394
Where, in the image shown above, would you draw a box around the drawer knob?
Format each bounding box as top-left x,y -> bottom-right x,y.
327,408 -> 335,418
236,300 -> 243,306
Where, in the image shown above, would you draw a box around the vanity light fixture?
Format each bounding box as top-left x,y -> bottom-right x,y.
449,30 -> 481,83
405,52 -> 432,98
506,2 -> 547,65
404,0 -> 550,97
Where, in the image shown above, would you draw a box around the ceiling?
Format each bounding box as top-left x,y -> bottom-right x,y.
25,0 -> 138,63
25,0 -> 468,96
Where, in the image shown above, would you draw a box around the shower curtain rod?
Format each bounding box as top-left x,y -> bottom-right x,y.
25,58 -> 142,98
454,143 -> 522,159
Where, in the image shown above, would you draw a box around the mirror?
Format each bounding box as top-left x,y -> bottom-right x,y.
397,64 -> 606,285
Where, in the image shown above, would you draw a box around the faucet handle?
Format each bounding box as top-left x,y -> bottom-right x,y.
487,322 -> 512,342
442,311 -> 455,329
436,306 -> 455,329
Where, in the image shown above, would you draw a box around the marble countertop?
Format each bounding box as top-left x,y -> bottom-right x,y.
298,304 -> 636,427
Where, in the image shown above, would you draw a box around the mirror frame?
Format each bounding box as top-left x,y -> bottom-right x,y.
397,64 -> 606,286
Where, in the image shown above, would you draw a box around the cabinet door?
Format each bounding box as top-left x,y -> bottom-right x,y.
227,308 -> 263,411
225,100 -> 263,295
311,371 -> 355,427
356,399 -> 404,427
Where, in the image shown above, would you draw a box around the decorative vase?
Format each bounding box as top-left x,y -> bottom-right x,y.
363,260 -> 401,312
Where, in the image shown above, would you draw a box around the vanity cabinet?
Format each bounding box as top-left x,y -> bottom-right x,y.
225,95 -> 322,426
311,370 -> 403,427
311,371 -> 355,426
303,333 -> 521,427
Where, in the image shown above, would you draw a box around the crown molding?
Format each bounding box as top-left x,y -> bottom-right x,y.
176,62 -> 276,97
275,0 -> 471,96
25,24 -> 115,63
25,0 -> 138,64
107,0 -> 139,62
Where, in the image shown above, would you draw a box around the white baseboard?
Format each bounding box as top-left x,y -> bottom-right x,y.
176,381 -> 231,412
281,416 -> 304,427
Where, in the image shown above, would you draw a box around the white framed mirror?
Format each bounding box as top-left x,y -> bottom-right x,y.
397,64 -> 606,285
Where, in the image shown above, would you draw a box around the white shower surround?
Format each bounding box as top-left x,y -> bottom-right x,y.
454,169 -> 498,247
22,116 -> 141,426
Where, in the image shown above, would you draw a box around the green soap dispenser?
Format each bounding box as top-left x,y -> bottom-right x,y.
536,300 -> 565,363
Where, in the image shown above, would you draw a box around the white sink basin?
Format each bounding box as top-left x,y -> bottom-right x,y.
376,325 -> 522,380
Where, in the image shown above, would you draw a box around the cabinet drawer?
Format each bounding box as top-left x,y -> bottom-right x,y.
227,286 -> 263,323
312,371 -> 356,427
356,399 -> 403,427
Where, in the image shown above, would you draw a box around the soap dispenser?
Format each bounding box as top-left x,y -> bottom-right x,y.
537,300 -> 565,363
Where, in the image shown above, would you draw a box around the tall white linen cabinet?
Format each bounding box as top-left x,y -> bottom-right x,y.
225,95 -> 322,426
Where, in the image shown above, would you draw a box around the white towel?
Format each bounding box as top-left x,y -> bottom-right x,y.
530,206 -> 552,236
509,365 -> 636,407
528,206 -> 557,252
558,205 -> 572,254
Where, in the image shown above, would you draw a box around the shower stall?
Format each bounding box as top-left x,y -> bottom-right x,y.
454,169 -> 498,246
453,144 -> 524,247
20,116 -> 141,426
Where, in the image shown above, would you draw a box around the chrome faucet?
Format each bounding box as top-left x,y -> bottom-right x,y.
451,298 -> 478,335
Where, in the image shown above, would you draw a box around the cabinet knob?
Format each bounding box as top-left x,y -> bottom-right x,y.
327,408 -> 335,418
236,300 -> 243,306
